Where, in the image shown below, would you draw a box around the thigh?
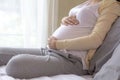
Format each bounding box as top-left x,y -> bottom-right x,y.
0,47 -> 47,65
6,52 -> 86,79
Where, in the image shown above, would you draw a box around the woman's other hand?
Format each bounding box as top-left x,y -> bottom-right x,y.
48,36 -> 57,49
61,16 -> 79,26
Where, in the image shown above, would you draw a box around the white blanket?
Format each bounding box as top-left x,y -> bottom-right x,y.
0,66 -> 92,80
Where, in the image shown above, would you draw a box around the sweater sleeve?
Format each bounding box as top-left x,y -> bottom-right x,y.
56,2 -> 120,50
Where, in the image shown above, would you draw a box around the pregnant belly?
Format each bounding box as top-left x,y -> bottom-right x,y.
52,24 -> 92,40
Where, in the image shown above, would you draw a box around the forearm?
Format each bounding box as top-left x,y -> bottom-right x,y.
56,32 -> 102,50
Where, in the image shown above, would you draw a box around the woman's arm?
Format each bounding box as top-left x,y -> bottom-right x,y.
54,2 -> 120,50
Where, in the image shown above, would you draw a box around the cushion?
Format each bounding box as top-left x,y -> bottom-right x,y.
89,17 -> 120,74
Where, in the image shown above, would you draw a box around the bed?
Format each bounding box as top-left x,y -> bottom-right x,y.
0,65 -> 92,80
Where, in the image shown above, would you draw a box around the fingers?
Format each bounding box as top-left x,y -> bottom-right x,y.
61,16 -> 79,26
48,36 -> 57,49
61,17 -> 69,26
70,16 -> 79,24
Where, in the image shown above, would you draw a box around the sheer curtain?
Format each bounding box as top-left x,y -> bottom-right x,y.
0,0 -> 58,48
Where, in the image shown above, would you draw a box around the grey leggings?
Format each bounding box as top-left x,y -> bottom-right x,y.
0,48 -> 87,79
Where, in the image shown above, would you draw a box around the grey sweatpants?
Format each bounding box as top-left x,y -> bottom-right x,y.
0,48 -> 87,79
93,44 -> 120,80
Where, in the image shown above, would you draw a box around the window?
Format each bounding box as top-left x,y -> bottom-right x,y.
0,0 -> 58,48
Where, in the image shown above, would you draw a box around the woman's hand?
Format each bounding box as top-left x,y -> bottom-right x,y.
61,16 -> 79,26
48,36 -> 57,49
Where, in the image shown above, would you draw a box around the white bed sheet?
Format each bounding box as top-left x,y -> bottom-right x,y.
0,66 -> 93,80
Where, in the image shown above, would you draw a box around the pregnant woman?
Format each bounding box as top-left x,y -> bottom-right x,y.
51,1 -> 99,70
1,0 -> 119,79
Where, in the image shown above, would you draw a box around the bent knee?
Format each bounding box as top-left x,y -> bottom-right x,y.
6,54 -> 30,78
